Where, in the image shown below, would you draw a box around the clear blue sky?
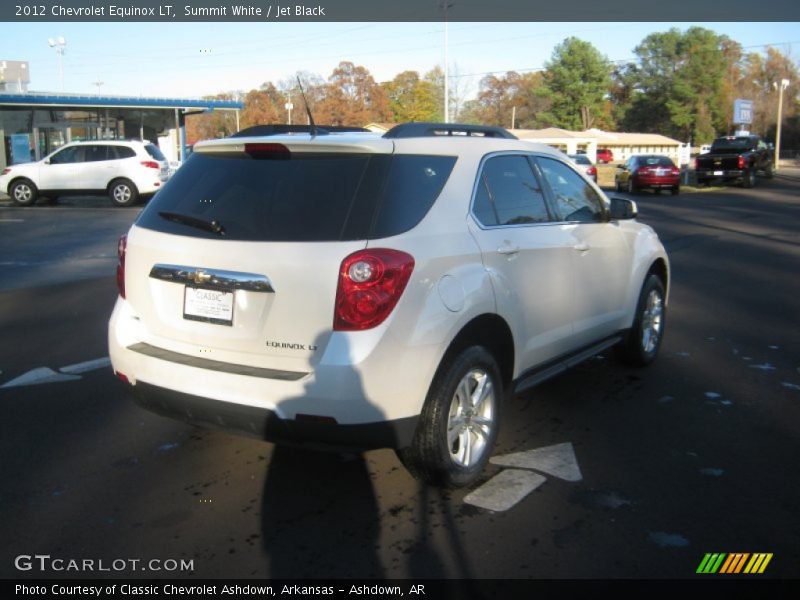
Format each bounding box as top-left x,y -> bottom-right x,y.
1,22 -> 798,99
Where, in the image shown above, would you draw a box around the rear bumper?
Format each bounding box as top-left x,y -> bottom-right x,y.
132,381 -> 418,450
695,169 -> 745,181
634,176 -> 679,188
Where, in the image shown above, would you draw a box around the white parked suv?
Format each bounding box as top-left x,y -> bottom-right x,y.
0,140 -> 170,207
108,123 -> 670,487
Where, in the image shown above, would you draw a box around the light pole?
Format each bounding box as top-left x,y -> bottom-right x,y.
440,1 -> 453,123
285,99 -> 293,125
48,36 -> 67,92
773,78 -> 790,172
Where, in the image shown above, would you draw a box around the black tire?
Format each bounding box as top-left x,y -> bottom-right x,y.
615,179 -> 622,193
653,188 -> 661,195
627,178 -> 637,195
615,274 -> 666,367
764,163 -> 774,179
671,186 -> 680,196
741,169 -> 756,189
397,346 -> 503,488
9,179 -> 39,207
108,178 -> 139,207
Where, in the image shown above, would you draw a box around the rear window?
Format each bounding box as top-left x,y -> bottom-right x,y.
711,138 -> 755,152
136,151 -> 456,242
145,144 -> 167,161
638,156 -> 675,167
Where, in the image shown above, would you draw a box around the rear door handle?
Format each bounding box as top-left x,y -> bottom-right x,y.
573,243 -> 590,252
497,244 -> 520,256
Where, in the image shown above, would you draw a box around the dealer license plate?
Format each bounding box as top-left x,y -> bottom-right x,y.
184,286 -> 234,326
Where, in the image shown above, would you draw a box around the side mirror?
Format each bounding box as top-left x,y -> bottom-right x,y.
610,197 -> 637,220
617,164 -> 626,170
43,159 -> 50,165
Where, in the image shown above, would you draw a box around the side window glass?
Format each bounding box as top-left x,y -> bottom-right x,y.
85,145 -> 109,162
49,146 -> 79,164
537,157 -> 605,223
115,146 -> 136,159
472,155 -> 550,227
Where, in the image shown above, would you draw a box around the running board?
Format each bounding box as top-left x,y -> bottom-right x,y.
514,335 -> 622,394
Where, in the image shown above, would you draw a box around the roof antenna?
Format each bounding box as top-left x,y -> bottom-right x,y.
296,76 -> 317,137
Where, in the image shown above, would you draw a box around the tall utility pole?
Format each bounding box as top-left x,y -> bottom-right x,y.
773,78 -> 790,172
48,36 -> 67,92
440,1 -> 453,123
92,79 -> 104,95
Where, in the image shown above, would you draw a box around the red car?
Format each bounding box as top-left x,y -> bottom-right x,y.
596,148 -> 614,164
615,155 -> 681,195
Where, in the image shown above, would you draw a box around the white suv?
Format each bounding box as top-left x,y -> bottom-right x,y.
108,123 -> 669,487
1,140 -> 170,207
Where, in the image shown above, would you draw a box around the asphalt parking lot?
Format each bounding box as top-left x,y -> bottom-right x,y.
0,172 -> 798,580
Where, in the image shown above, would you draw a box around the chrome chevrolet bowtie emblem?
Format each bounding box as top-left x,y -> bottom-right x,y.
193,270 -> 211,284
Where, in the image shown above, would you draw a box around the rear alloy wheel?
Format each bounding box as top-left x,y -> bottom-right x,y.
616,274 -> 666,367
397,346 -> 502,487
764,163 -> 774,179
742,169 -> 756,189
627,179 -> 637,195
108,179 -> 139,207
9,179 -> 39,207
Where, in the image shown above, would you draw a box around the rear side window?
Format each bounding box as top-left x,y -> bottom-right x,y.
111,146 -> 136,159
136,151 -> 455,242
145,144 -> 167,161
84,145 -> 109,162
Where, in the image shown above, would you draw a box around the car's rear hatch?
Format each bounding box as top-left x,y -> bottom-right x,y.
123,134 -> 456,371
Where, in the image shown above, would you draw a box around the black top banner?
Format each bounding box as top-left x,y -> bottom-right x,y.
2,0 -> 800,22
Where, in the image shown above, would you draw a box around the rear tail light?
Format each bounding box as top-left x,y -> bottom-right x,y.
694,158 -> 699,170
587,166 -> 597,177
334,249 -> 415,331
737,155 -> 746,170
115,371 -> 130,385
140,160 -> 160,169
116,234 -> 127,298
1,168 -> 10,176
671,167 -> 680,175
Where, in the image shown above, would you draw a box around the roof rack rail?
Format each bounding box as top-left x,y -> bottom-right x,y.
382,122 -> 517,140
231,124 -> 370,138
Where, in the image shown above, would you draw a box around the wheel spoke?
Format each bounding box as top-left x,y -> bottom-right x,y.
471,373 -> 489,409
461,429 -> 472,466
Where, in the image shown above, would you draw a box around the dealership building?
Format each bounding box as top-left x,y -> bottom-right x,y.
0,60 -> 243,170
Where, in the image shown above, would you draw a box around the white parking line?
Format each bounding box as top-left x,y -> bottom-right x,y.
0,219 -> 25,222
491,442 -> 583,482
0,357 -> 111,389
463,469 -> 546,512
1,367 -> 81,388
60,357 -> 111,374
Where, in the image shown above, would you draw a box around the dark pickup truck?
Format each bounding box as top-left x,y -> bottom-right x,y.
695,135 -> 773,188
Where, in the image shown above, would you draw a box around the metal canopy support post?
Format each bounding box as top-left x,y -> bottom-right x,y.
179,110 -> 187,162
174,108 -> 180,162
235,109 -> 240,133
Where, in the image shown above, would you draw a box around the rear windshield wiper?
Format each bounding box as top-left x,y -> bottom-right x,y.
158,211 -> 226,236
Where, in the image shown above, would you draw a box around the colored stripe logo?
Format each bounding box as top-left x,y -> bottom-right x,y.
697,553 -> 773,574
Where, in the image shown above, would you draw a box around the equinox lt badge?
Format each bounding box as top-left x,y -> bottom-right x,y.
266,341 -> 318,351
